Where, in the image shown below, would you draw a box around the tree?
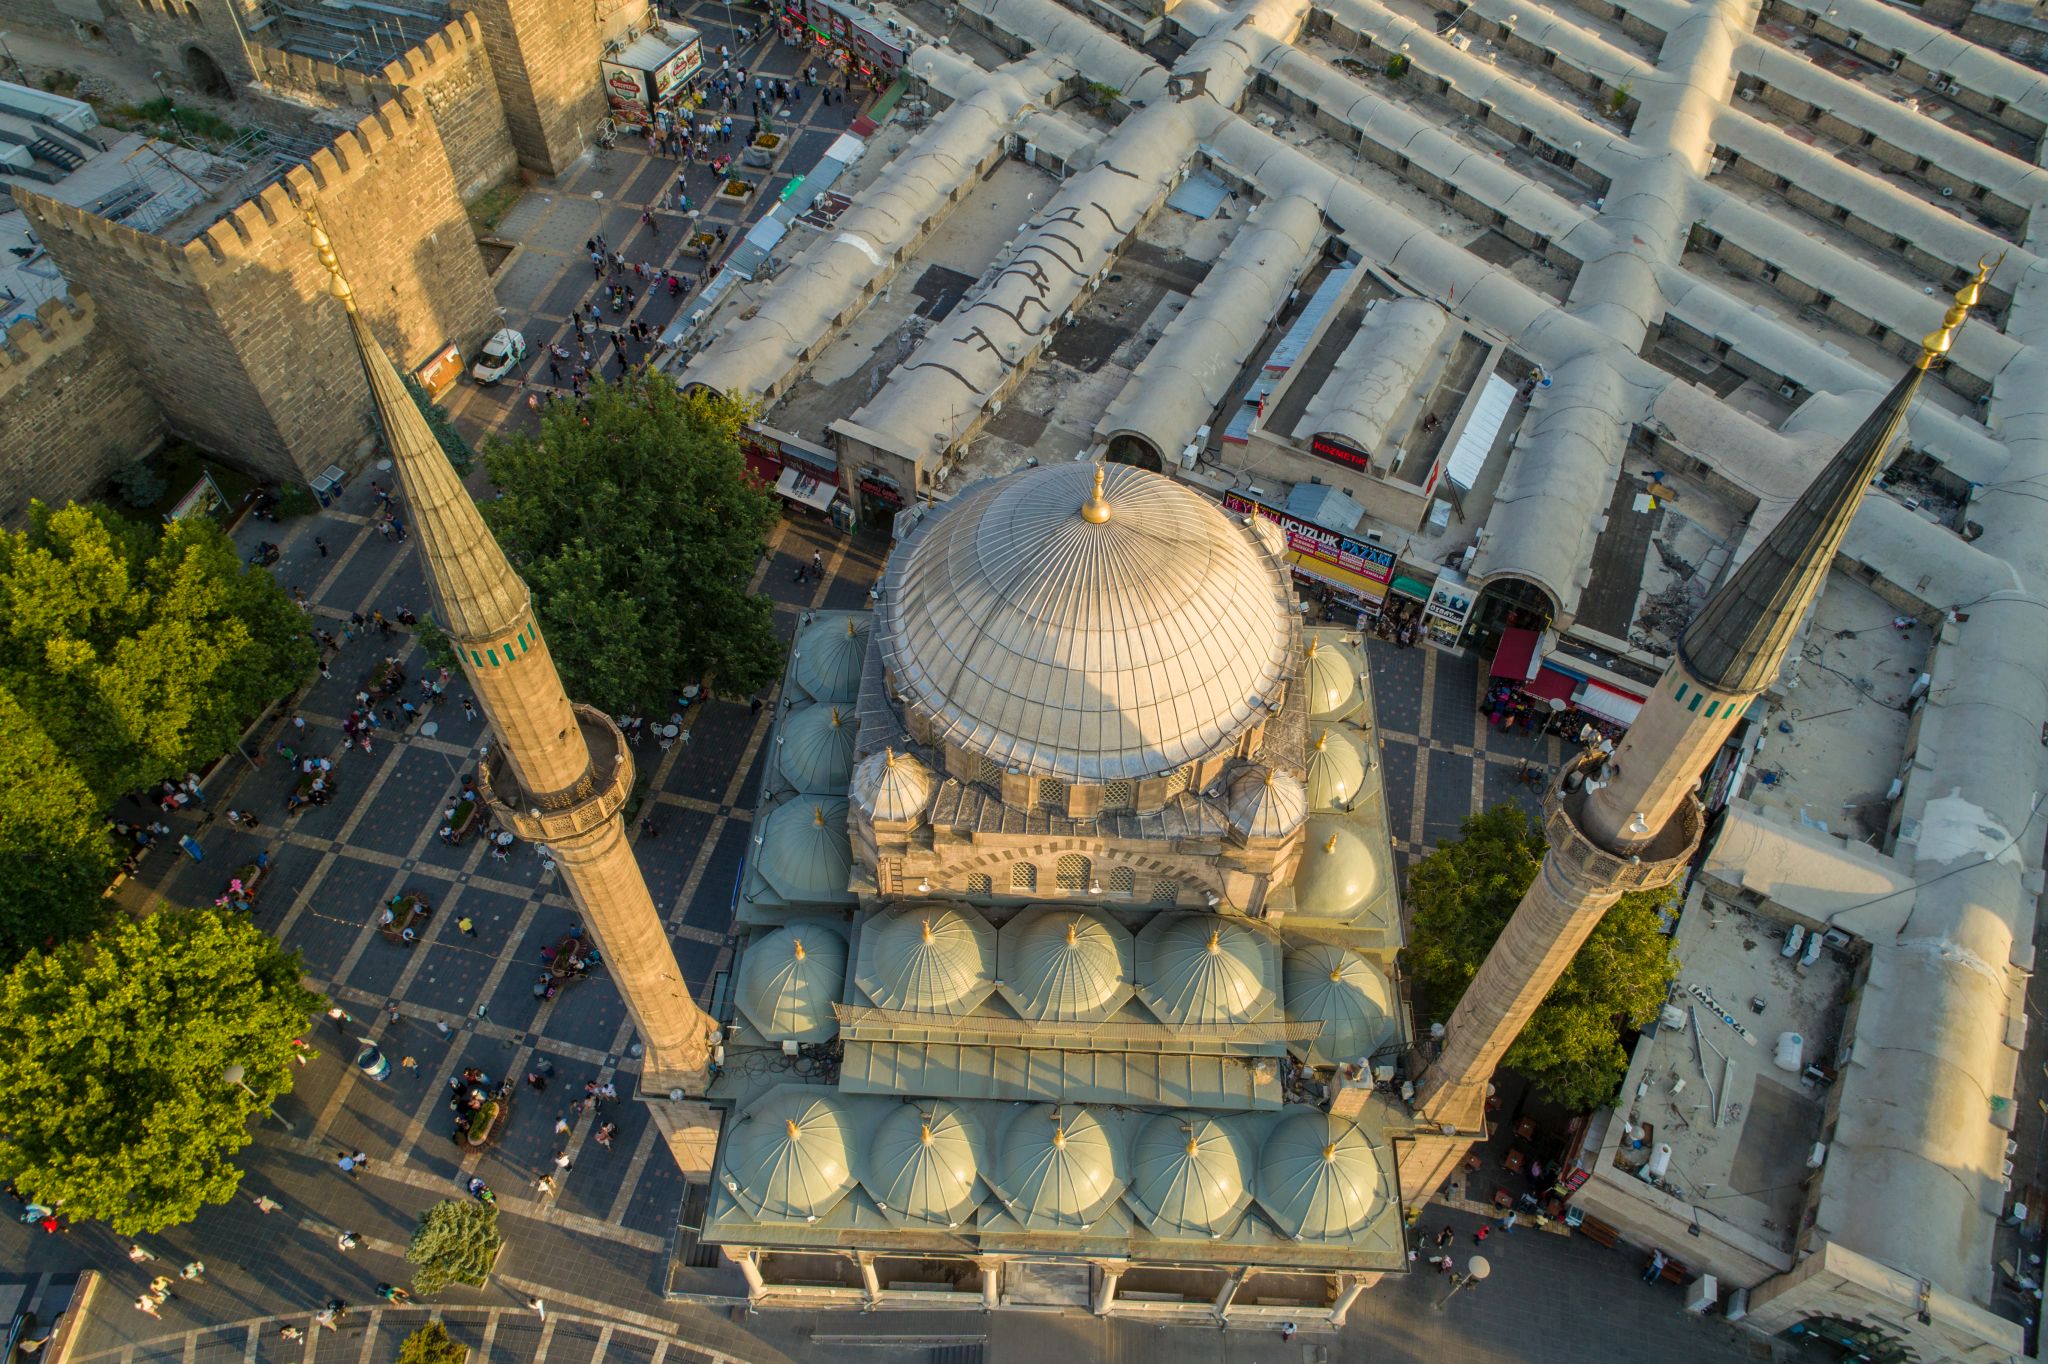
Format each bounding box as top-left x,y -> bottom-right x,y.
480,374 -> 783,712
1405,803 -> 1678,1113
406,375 -> 476,476
397,1322 -> 469,1364
407,1199 -> 502,1294
0,690 -> 117,957
0,502 -> 317,804
0,909 -> 322,1233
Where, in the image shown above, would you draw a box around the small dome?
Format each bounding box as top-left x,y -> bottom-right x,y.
753,799 -> 853,902
850,746 -> 932,824
795,615 -> 870,703
998,906 -> 1133,1023
1248,514 -> 1287,560
857,903 -> 995,1015
1130,1113 -> 1253,1238
1291,817 -> 1378,920
1303,636 -> 1364,721
1224,765 -> 1308,840
735,924 -> 847,1043
779,703 -> 857,794
723,1089 -> 858,1223
1304,727 -> 1369,812
1136,914 -> 1274,1027
998,1104 -> 1124,1231
1255,1109 -> 1386,1240
1284,943 -> 1396,1066
863,1101 -> 984,1228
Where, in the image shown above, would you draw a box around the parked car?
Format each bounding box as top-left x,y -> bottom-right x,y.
471,328 -> 527,384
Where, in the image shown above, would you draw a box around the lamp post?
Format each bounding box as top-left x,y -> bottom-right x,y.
1434,1254 -> 1490,1311
0,33 -> 24,86
150,70 -> 184,135
224,1063 -> 283,1125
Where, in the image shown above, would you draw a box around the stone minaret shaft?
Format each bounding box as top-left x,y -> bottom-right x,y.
309,215 -> 722,1170
1396,266 -> 1990,1202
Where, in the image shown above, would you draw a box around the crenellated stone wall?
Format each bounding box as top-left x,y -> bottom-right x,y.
0,293 -> 165,522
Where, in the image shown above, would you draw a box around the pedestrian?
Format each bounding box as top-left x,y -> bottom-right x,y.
554,1151 -> 573,1170
1472,1225 -> 1490,1245
1435,1225 -> 1454,1248
555,1117 -> 571,1135
128,1243 -> 157,1262
1644,1249 -> 1668,1282
135,1296 -> 162,1319
315,536 -> 328,558
180,1261 -> 205,1282
293,714 -> 307,736
810,550 -> 823,579
337,1230 -> 359,1251
462,697 -> 477,722
280,1327 -> 304,1342
337,1153 -> 361,1179
1280,1322 -> 1297,1342
527,1071 -> 549,1092
252,1194 -> 283,1213
458,916 -> 476,936
1500,1210 -> 1518,1234
535,1174 -> 556,1197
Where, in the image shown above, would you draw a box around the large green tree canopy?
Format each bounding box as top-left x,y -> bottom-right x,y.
0,502 -> 316,804
1405,803 -> 1679,1113
0,690 -> 117,957
481,376 -> 784,712
0,908 -> 322,1233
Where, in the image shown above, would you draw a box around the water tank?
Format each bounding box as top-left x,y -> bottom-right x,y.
1643,1143 -> 1673,1180
1774,1031 -> 1804,1073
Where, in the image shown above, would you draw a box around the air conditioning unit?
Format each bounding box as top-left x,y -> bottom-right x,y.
1778,382 -> 1799,400
1886,55 -> 1900,69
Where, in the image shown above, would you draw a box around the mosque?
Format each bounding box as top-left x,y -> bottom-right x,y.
703,459 -> 1414,1323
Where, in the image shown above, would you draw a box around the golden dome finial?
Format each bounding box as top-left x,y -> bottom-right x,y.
1324,833 -> 1339,855
1051,1124 -> 1068,1150
792,937 -> 807,962
813,805 -> 826,827
1329,965 -> 1344,982
846,618 -> 859,637
1186,1135 -> 1201,1157
884,746 -> 897,769
1065,920 -> 1080,947
1306,637 -> 1321,659
303,209 -> 358,314
1206,928 -> 1222,955
1315,730 -> 1329,751
786,1118 -> 802,1140
828,705 -> 842,727
1321,1142 -> 1338,1161
1080,466 -> 1112,524
1917,254 -> 1999,370
920,1122 -> 934,1146
920,917 -> 935,944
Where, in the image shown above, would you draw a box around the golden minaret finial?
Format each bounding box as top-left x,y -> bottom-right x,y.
792,937 -> 807,962
303,209 -> 357,315
1917,256 -> 1998,370
1080,466 -> 1112,524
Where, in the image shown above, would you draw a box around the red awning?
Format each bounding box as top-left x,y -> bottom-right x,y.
1524,667 -> 1577,702
1490,627 -> 1540,681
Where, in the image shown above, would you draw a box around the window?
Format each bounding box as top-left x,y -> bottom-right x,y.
1104,779 -> 1135,812
1164,766 -> 1192,797
977,755 -> 1005,787
1011,864 -> 1038,893
1107,866 -> 1136,895
1037,778 -> 1068,813
1056,855 -> 1091,891
967,872 -> 993,896
1150,879 -> 1181,906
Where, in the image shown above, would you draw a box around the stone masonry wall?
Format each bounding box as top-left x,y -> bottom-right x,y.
463,0 -> 605,175
0,294 -> 165,522
102,0 -> 262,87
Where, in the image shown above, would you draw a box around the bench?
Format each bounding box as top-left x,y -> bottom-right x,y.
1577,1216 -> 1622,1248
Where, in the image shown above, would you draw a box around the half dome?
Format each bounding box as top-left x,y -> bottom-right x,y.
1136,914 -> 1275,1027
1130,1113 -> 1253,1238
1254,1109 -> 1386,1241
1225,765 -> 1309,841
1291,817 -> 1378,920
998,1104 -> 1124,1231
778,703 -> 857,794
857,903 -> 996,1015
722,1089 -> 858,1223
753,798 -> 853,902
794,614 -> 870,703
1304,726 -> 1369,812
735,924 -> 847,1043
1284,943 -> 1396,1066
998,906 -> 1133,1023
1303,636 -> 1364,721
863,1100 -> 984,1228
850,746 -> 932,824
878,462 -> 1294,783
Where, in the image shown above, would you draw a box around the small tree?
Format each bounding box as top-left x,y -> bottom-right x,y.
1405,803 -> 1678,1113
406,376 -> 476,476
407,1199 -> 502,1294
0,909 -> 322,1232
397,1322 -> 468,1364
414,615 -> 461,673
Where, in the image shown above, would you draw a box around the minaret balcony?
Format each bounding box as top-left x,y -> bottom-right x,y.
1544,753 -> 1704,893
478,703 -> 636,843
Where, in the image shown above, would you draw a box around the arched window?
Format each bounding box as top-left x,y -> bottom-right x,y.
966,872 -> 992,896
1103,779 -> 1136,812
1010,864 -> 1037,893
1150,878 -> 1181,906
1164,765 -> 1193,797
1037,778 -> 1067,813
1055,855 -> 1090,891
1107,866 -> 1136,895
976,755 -> 1005,788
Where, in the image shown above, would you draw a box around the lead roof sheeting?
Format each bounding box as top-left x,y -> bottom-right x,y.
838,1042 -> 1283,1110
1446,373 -> 1517,491
1266,264 -> 1353,372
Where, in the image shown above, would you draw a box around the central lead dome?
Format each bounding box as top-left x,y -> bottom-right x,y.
878,463 -> 1295,783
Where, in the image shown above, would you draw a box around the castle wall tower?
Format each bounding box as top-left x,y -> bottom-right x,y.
1395,268 -> 1988,1203
464,0 -> 607,175
308,213 -> 723,1178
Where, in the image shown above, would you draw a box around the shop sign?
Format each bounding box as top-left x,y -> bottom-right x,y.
602,61 -> 649,112
414,341 -> 462,400
651,36 -> 702,100
859,475 -> 904,506
1424,568 -> 1473,628
1224,491 -> 1393,582
1309,433 -> 1371,470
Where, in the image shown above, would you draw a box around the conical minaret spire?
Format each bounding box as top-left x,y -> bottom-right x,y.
1390,264 -> 1989,1203
310,213 -> 723,1175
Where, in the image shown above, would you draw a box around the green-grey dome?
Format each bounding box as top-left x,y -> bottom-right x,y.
1225,765 -> 1308,841
1291,816 -> 1378,919
1130,1114 -> 1252,1239
1254,1109 -> 1386,1240
1303,636 -> 1363,720
862,1100 -> 983,1228
856,903 -> 995,1015
1304,726 -> 1369,812
753,798 -> 853,902
778,703 -> 857,794
1284,943 -> 1396,1066
794,615 -> 869,703
722,1089 -> 858,1223
850,746 -> 932,824
1136,914 -> 1274,1027
734,924 -> 847,1043
997,906 -> 1133,1023
997,1104 -> 1123,1231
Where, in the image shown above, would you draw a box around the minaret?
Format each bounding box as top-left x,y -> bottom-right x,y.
308,214 -> 723,1177
1394,264 -> 1991,1202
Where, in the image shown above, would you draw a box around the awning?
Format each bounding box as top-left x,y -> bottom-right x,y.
1390,575 -> 1433,601
1524,666 -> 1577,702
1490,626 -> 1541,681
1573,681 -> 1644,727
1285,550 -> 1388,606
774,464 -> 837,512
